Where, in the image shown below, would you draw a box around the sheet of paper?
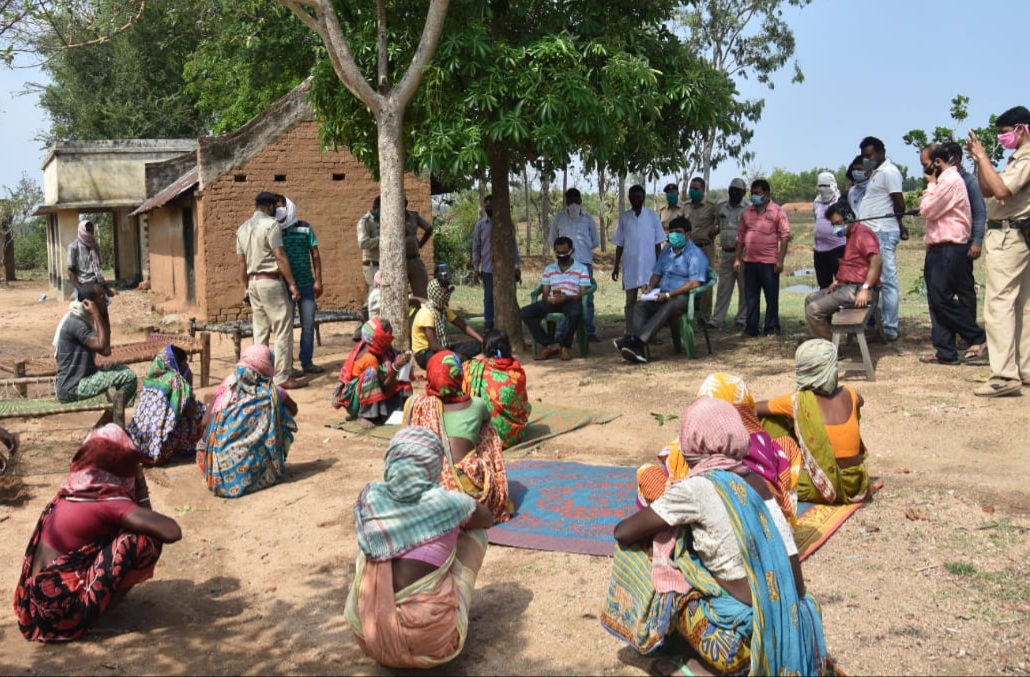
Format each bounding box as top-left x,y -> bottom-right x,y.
639,288 -> 660,302
384,409 -> 404,426
396,358 -> 414,382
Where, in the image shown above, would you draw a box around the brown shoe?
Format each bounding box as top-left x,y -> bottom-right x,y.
560,346 -> 572,361
280,377 -> 309,389
536,344 -> 560,361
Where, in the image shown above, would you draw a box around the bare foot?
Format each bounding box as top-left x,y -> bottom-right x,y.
280,377 -> 308,390
357,418 -> 376,429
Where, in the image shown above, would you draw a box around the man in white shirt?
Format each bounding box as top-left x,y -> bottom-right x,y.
611,184 -> 667,335
549,188 -> 601,341
857,135 -> 909,341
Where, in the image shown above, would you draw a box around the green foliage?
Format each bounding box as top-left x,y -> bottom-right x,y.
677,0 -> 813,178
432,191 -> 482,273
35,0 -> 209,141
2,174 -> 46,270
183,1 -> 318,134
650,412 -> 680,427
903,93 -> 1005,168
945,561 -> 977,577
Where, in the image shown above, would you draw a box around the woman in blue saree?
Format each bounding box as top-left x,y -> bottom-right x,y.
602,397 -> 833,676
197,345 -> 297,498
128,345 -> 207,465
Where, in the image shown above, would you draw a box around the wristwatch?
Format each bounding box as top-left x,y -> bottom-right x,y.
861,283 -> 871,290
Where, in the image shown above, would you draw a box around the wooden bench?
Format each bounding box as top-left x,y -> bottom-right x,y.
189,309 -> 363,361
0,331 -> 211,395
0,376 -> 126,427
831,306 -> 884,381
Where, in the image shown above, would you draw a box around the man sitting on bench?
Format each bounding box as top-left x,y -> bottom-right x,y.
804,203 -> 883,340
55,282 -> 138,423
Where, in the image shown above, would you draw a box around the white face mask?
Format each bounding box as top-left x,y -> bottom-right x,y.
274,207 -> 287,223
568,203 -> 582,220
818,186 -> 835,201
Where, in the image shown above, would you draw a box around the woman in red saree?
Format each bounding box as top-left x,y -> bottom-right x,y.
333,317 -> 413,428
13,424 -> 182,641
404,350 -> 512,522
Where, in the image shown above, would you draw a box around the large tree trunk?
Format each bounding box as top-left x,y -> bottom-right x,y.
376,110 -> 411,347
597,167 -> 608,253
523,164 -> 531,254
487,142 -> 523,346
701,128 -> 717,190
617,174 -> 627,221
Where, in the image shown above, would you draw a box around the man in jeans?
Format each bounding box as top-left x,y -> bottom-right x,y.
857,135 -> 909,340
734,179 -> 790,337
521,237 -> 590,361
549,188 -> 601,341
968,105 -> 1030,397
472,194 -> 521,332
804,203 -> 882,340
276,194 -> 325,375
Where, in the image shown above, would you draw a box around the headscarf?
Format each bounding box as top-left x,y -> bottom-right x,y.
142,345 -> 194,414
340,317 -> 396,387
696,372 -> 754,408
795,339 -> 839,395
277,196 -> 299,230
681,397 -> 750,479
213,345 -> 275,414
426,350 -> 469,403
426,278 -> 452,347
76,220 -> 105,284
814,172 -> 840,205
52,300 -> 91,353
354,426 -> 477,560
58,424 -> 140,502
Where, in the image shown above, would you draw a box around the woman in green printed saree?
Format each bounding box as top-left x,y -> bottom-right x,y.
601,397 -> 834,676
461,329 -> 532,449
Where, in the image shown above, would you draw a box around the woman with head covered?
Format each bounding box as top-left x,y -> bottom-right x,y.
602,398 -> 833,676
756,338 -> 871,504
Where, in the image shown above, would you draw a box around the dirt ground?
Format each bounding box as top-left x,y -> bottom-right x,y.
1,274 -> 1028,677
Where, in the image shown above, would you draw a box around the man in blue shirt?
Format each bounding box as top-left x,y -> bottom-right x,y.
615,217 -> 709,364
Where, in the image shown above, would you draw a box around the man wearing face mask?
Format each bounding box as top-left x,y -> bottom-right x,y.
355,195 -> 382,341
856,136 -> 908,342
845,155 -> 869,214
709,178 -> 748,331
612,184 -> 667,335
683,176 -> 719,318
804,203 -> 882,341
521,236 -> 591,361
813,172 -> 846,290
276,194 -> 325,375
550,188 -> 601,341
734,179 -> 790,338
916,145 -> 986,367
237,191 -> 306,389
658,182 -> 684,230
967,105 -> 1030,397
615,217 -> 707,363
472,194 -> 522,333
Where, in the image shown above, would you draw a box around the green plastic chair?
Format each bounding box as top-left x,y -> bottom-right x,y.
528,280 -> 598,358
646,266 -> 717,360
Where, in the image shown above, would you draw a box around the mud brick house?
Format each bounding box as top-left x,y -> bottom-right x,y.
132,80 -> 432,321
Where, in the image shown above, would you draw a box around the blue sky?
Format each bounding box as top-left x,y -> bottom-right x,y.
0,0 -> 1026,196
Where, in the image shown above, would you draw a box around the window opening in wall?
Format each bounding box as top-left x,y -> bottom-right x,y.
274,174 -> 286,182
332,173 -> 345,181
233,174 -> 247,182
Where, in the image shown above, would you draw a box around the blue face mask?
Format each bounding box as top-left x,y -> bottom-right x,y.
750,194 -> 764,205
852,170 -> 868,183
668,232 -> 688,249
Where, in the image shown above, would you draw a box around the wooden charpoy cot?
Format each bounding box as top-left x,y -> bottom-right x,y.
188,309 -> 362,361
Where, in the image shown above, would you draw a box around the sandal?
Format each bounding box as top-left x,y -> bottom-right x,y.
962,344 -> 988,365
918,353 -> 960,365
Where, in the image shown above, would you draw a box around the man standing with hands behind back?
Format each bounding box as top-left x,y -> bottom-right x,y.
237,191 -> 307,390
683,176 -> 719,318
967,105 -> 1030,398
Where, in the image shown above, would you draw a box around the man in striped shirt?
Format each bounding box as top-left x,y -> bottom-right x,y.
520,236 -> 591,361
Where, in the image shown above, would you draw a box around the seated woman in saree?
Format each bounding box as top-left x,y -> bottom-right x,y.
461,329 -> 532,449
127,345 -> 207,465
411,278 -> 483,370
602,398 -> 832,677
332,317 -> 412,428
345,426 -> 495,669
403,350 -> 512,522
14,424 -> 182,642
197,344 -> 298,499
636,372 -> 801,525
755,338 -> 872,505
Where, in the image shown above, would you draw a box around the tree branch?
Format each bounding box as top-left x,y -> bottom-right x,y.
377,0 -> 388,92
393,0 -> 451,109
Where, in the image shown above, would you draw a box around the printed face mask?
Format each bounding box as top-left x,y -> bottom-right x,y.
668,232 -> 688,249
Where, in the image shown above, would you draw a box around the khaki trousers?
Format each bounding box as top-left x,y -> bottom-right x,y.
711,248 -> 745,328
249,278 -> 294,385
696,242 -> 715,318
984,227 -> 1030,382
